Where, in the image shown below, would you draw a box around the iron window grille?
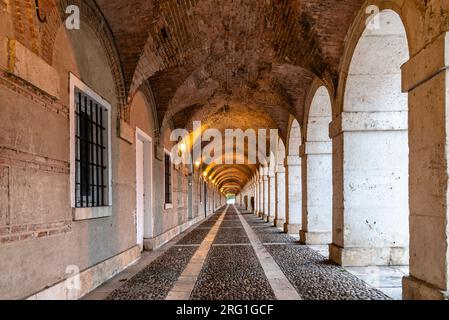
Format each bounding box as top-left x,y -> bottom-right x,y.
164,153 -> 172,204
74,89 -> 109,208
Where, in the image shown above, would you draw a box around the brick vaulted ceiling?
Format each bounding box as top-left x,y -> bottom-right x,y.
95,0 -> 364,194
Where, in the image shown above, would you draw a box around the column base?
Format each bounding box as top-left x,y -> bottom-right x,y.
274,219 -> 285,228
262,213 -> 268,221
403,276 -> 449,300
266,216 -> 274,223
329,243 -> 409,266
300,230 -> 331,245
284,223 -> 301,235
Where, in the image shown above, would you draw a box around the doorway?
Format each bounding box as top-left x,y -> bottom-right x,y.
136,128 -> 153,251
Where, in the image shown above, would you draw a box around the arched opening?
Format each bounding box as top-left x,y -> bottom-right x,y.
274,139 -> 286,228
285,118 -> 302,234
301,86 -> 333,246
330,10 -> 410,270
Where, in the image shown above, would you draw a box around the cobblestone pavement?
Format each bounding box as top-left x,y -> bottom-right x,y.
190,245 -> 275,300
106,246 -> 197,300
105,205 -> 392,300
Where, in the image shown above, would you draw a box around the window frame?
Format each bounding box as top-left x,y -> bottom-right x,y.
69,73 -> 113,220
164,149 -> 173,209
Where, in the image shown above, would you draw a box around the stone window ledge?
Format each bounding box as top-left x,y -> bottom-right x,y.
73,207 -> 112,221
164,203 -> 173,210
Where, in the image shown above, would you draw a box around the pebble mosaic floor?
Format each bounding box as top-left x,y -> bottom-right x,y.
106,205 -> 391,300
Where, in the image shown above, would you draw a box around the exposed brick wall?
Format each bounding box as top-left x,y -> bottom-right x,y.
0,221 -> 71,244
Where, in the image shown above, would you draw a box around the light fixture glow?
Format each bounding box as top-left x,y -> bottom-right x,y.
179,143 -> 186,152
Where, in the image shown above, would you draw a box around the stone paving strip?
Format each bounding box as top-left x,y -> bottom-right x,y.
165,206 -> 229,300
235,206 -> 302,300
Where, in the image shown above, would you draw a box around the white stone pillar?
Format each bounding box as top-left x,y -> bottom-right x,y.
253,181 -> 257,213
275,164 -> 286,228
329,112 -> 408,267
284,155 -> 302,234
258,173 -> 264,217
267,171 -> 276,223
300,142 -> 332,245
401,32 -> 449,300
254,179 -> 258,214
263,170 -> 269,221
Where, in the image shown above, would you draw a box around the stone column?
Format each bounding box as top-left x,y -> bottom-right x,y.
275,164 -> 286,228
263,170 -> 269,221
258,173 -> 264,218
267,170 -> 276,223
329,113 -> 408,266
401,32 -> 449,300
254,179 -> 258,214
284,155 -> 302,234
253,181 -> 257,214
300,142 -> 332,245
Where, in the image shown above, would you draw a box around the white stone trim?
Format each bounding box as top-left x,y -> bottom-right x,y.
144,214 -> 204,250
329,111 -> 407,137
286,155 -> 301,166
136,127 -> 154,241
300,141 -> 332,156
26,246 -> 141,300
72,206 -> 112,221
402,32 -> 449,92
69,73 -> 113,219
1,38 -> 60,98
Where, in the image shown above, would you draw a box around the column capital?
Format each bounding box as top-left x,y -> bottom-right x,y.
402,32 -> 449,92
300,141 -> 332,156
285,155 -> 301,166
276,165 -> 286,173
329,111 -> 407,138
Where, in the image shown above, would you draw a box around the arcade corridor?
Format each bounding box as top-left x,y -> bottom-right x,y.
1,0 -> 449,301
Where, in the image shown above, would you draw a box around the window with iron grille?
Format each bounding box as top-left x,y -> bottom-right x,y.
74,89 -> 109,208
164,153 -> 172,204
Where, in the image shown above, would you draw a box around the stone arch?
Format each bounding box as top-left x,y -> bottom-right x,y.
277,138 -> 286,167
330,9 -> 410,267
300,84 -> 333,245
49,0 -> 127,118
334,0 -> 423,117
129,82 -> 161,144
129,90 -> 157,142
284,116 -> 302,234
274,138 -> 286,228
286,116 -> 301,157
